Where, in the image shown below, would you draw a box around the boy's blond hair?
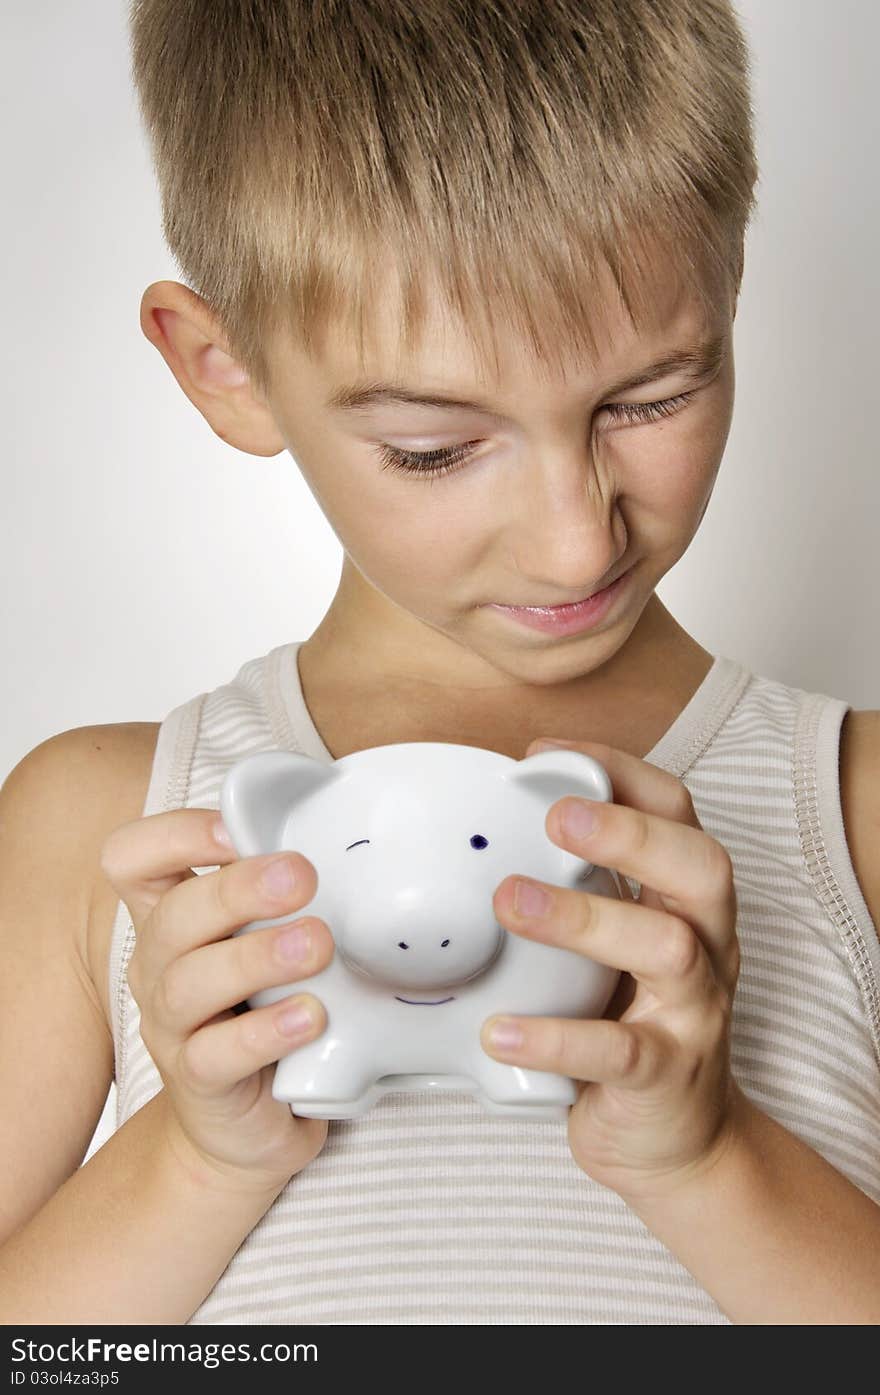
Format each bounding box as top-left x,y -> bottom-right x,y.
128,0 -> 759,399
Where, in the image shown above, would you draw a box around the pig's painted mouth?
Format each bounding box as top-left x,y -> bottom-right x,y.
394,995 -> 456,1005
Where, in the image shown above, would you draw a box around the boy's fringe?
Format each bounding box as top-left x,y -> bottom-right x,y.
128,1 -> 759,398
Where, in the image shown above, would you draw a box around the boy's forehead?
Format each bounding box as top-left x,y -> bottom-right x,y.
276,249 -> 725,403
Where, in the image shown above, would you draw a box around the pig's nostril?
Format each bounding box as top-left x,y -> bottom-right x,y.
396,940 -> 450,949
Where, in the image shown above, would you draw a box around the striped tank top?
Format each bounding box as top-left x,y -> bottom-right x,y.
107,641 -> 880,1324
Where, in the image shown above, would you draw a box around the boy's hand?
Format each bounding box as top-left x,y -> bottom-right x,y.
99,810 -> 335,1195
482,738 -> 745,1206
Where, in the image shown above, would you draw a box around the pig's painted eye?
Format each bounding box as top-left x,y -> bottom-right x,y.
346,838 -> 370,851
470,834 -> 489,849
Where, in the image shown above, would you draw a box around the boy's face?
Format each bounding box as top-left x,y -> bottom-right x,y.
143,247 -> 735,696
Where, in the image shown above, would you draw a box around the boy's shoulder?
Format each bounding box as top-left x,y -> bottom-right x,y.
839,709 -> 880,945
32,722 -> 162,1038
1,723 -> 160,1043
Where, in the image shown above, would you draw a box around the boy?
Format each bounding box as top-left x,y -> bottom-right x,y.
1,0 -> 879,1324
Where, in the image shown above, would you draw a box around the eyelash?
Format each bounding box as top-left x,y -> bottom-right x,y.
374,390 -> 699,480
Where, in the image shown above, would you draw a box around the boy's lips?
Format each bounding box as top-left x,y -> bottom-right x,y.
486,565 -> 633,635
496,566 -> 629,609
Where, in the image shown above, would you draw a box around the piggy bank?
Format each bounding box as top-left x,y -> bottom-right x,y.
219,742 -> 622,1120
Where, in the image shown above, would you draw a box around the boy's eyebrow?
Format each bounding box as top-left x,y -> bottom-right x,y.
326,333 -> 728,415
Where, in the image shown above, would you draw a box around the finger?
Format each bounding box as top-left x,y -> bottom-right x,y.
178,992 -> 328,1098
99,808 -> 242,922
152,917 -> 335,1041
133,847 -> 319,987
495,879 -> 717,1008
526,737 -> 707,920
527,737 -> 701,829
542,797 -> 737,988
481,1012 -> 669,1090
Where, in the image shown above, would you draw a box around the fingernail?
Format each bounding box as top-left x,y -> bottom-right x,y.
276,999 -> 314,1036
529,738 -> 572,753
561,798 -> 599,837
514,878 -> 551,917
213,818 -> 233,847
275,923 -> 311,962
487,1018 -> 524,1051
260,855 -> 298,897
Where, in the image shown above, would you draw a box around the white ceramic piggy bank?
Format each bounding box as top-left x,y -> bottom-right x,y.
219,742 -> 622,1121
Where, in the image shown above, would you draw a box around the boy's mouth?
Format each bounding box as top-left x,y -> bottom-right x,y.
487,565 -> 632,636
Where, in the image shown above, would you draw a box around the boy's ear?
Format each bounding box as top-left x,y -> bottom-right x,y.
139,280 -> 286,457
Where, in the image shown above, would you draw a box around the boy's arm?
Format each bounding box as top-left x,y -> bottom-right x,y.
0,1086 -> 285,1324
627,719 -> 880,1325
0,729 -> 282,1322
840,708 -> 880,941
0,730 -> 119,1238
624,1086 -> 880,1325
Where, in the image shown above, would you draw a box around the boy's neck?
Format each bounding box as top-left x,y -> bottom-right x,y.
296,576 -> 714,762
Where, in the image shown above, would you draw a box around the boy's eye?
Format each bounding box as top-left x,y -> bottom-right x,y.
374,439 -> 482,482
374,389 -> 699,480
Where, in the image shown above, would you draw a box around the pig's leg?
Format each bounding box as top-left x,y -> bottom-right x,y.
470,1051 -> 577,1113
272,1036 -> 383,1118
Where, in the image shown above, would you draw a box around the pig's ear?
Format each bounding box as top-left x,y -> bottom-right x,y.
219,750 -> 340,857
508,748 -> 613,807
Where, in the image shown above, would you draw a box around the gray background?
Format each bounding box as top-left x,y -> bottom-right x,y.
0,2 -> 876,1159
